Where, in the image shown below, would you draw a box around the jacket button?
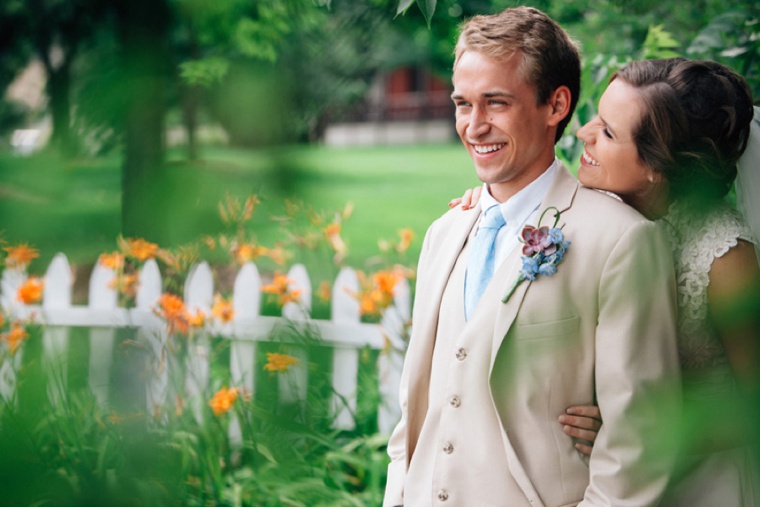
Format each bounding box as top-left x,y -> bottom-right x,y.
449,396 -> 461,408
455,348 -> 467,361
442,442 -> 454,454
438,489 -> 449,501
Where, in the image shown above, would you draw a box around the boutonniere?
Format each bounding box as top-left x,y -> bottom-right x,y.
502,206 -> 571,303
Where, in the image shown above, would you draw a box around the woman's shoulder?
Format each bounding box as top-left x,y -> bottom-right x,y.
670,201 -> 753,255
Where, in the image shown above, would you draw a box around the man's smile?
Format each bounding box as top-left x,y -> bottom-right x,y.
471,143 -> 506,154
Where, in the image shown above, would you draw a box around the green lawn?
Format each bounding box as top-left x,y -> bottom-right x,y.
0,143 -> 480,274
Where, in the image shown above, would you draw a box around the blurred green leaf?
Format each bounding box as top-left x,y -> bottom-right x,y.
179,57 -> 230,87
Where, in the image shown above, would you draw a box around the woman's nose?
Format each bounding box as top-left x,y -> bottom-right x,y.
576,120 -> 594,143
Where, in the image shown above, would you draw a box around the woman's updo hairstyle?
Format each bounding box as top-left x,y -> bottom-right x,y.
613,58 -> 754,203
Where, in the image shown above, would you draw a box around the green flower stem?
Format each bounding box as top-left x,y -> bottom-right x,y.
502,275 -> 525,303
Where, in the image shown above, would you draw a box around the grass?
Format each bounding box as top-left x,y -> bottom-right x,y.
0,143 -> 480,274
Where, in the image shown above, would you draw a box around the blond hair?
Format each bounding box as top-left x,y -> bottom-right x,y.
454,6 -> 581,141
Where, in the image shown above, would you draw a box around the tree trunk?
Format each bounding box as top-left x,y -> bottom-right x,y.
181,83 -> 201,161
115,0 -> 171,241
46,63 -> 72,155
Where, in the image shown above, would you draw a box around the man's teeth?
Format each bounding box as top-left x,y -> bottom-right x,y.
473,143 -> 505,154
582,151 -> 600,166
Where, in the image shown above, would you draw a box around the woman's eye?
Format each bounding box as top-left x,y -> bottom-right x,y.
603,128 -> 613,139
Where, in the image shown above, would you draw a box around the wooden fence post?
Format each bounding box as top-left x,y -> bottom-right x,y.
42,253 -> 73,406
88,261 -> 118,407
331,267 -> 361,430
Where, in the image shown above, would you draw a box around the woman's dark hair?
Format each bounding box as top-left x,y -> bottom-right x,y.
612,58 -> 754,203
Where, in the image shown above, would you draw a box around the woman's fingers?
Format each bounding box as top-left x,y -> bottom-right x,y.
562,423 -> 599,442
558,405 -> 602,456
450,186 -> 482,210
574,442 -> 593,457
558,412 -> 602,431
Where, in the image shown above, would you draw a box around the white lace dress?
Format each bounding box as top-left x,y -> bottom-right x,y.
656,200 -> 759,507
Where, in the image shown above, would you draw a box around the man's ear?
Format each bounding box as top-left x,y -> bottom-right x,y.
547,86 -> 572,127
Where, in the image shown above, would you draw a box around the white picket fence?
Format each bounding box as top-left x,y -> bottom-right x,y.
0,253 -> 409,433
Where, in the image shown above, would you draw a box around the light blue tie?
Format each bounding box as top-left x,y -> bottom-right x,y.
464,205 -> 506,320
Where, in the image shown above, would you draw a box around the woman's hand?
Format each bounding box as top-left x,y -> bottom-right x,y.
448,186 -> 483,210
558,405 -> 602,456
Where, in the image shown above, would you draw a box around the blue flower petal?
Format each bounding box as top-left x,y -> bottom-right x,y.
539,262 -> 558,276
548,228 -> 563,243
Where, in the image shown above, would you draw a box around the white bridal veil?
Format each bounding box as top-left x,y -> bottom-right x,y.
736,106 -> 760,263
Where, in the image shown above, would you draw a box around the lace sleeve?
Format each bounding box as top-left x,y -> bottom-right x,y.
663,203 -> 753,370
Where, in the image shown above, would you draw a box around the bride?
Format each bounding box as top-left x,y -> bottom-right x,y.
453,58 -> 760,505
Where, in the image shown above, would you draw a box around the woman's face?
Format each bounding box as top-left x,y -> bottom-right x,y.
576,79 -> 659,210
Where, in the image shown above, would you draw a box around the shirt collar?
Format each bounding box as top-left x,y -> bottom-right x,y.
478,159 -> 560,228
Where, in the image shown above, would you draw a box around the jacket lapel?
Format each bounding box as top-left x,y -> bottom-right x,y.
483,165 -> 579,507
426,208 -> 480,306
489,164 -> 579,373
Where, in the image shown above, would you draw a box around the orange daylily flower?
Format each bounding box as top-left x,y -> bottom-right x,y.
373,270 -> 400,295
3,243 -> 39,270
324,222 -> 347,262
208,386 -> 239,416
2,323 -> 29,353
17,277 -> 44,304
317,280 -> 331,302
187,310 -> 205,328
109,273 -> 139,298
397,228 -> 415,253
211,294 -> 235,323
234,243 -> 268,265
324,223 -> 341,237
353,269 -> 402,318
159,293 -> 186,317
266,243 -> 288,266
262,273 -> 301,306
156,293 -> 190,334
121,237 -> 159,262
99,252 -> 125,271
263,352 -> 298,372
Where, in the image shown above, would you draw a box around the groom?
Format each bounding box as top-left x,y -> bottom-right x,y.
384,7 -> 681,507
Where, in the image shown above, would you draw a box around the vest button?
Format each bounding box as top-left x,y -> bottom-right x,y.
438,489 -> 449,501
442,442 -> 454,454
449,395 -> 461,408
455,348 -> 467,361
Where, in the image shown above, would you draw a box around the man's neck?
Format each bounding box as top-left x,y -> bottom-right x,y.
487,157 -> 557,203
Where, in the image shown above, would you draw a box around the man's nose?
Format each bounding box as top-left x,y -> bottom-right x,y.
467,107 -> 490,138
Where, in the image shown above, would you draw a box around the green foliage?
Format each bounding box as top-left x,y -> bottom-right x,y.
400,0 -> 437,26
686,6 -> 760,100
640,25 -> 681,60
0,326 -> 391,506
179,57 -> 231,87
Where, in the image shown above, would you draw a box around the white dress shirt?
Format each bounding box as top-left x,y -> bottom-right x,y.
472,159 -> 559,278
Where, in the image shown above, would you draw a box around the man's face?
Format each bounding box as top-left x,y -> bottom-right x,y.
452,51 -> 557,202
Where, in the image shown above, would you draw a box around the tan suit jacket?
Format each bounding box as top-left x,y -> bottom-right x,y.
385,165 -> 681,507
